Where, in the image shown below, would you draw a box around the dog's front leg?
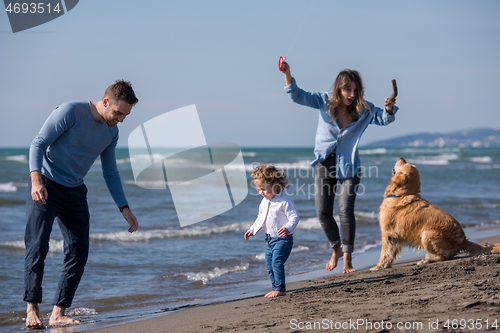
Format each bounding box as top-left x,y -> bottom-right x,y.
370,235 -> 401,271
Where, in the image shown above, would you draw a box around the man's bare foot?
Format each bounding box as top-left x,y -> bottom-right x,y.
49,305 -> 81,326
264,290 -> 286,298
342,252 -> 356,273
26,302 -> 44,328
326,247 -> 343,271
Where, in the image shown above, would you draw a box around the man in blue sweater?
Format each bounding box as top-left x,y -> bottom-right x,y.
25,80 -> 139,328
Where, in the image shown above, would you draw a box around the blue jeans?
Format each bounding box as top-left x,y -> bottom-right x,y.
24,176 -> 90,308
315,153 -> 361,253
265,234 -> 293,292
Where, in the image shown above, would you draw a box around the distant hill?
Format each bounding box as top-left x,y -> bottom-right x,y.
364,128 -> 500,148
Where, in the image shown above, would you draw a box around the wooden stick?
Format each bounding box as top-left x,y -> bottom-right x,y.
385,79 -> 398,106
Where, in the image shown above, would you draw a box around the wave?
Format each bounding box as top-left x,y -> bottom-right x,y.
67,308 -> 98,316
273,160 -> 312,171
120,156 -> 312,174
399,147 -> 461,154
90,222 -> 253,243
0,182 -> 17,192
246,160 -> 312,173
4,155 -> 28,163
0,239 -> 64,252
460,203 -> 500,209
293,245 -> 311,253
353,240 -> 382,255
407,153 -> 460,166
116,158 -> 131,165
255,252 -> 265,261
123,180 -> 166,188
359,148 -> 388,155
297,217 -> 322,230
475,164 -> 500,170
297,212 -> 377,230
355,211 -> 378,222
178,263 -> 250,285
469,156 -> 492,163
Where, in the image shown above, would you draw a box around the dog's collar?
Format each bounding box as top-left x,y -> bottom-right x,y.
385,194 -> 401,199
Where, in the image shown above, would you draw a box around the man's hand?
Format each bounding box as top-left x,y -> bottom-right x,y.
121,208 -> 138,233
30,171 -> 48,204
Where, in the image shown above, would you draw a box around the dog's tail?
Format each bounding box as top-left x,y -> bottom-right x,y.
490,243 -> 500,253
460,239 -> 495,256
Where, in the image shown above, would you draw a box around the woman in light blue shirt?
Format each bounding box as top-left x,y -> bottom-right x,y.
280,61 -> 398,273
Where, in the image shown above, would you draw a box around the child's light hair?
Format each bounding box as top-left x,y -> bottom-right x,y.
251,163 -> 289,195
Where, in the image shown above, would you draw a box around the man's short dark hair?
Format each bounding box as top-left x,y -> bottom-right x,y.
104,80 -> 139,106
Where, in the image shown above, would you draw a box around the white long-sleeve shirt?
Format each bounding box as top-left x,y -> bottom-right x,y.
247,192 -> 299,238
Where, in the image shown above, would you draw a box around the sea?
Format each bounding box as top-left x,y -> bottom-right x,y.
1,146 -> 499,332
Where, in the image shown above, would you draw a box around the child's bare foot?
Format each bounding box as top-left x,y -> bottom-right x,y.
326,246 -> 342,271
49,305 -> 82,326
342,252 -> 356,273
264,291 -> 286,298
26,302 -> 44,328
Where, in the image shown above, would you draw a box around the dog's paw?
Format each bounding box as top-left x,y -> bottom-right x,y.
417,259 -> 429,265
369,266 -> 382,271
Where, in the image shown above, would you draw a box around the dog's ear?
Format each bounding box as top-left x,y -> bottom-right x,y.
384,171 -> 407,197
405,165 -> 421,194
390,164 -> 421,196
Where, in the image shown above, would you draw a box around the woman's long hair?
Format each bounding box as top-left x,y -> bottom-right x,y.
328,70 -> 369,123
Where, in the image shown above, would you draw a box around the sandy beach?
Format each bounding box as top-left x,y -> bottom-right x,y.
48,233 -> 500,333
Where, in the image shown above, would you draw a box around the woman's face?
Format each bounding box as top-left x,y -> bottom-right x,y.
340,82 -> 357,107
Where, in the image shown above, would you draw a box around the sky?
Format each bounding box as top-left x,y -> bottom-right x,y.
1,0 -> 499,148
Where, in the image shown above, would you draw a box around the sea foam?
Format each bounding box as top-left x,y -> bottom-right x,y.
90,222 -> 253,243
359,148 -> 388,155
4,155 -> 28,163
469,156 -> 492,163
180,263 -> 250,284
0,239 -> 64,252
408,153 -> 460,165
0,182 -> 17,192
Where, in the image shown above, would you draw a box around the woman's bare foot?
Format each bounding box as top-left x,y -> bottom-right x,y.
264,290 -> 286,298
326,247 -> 343,271
49,305 -> 82,326
342,252 -> 356,273
26,302 -> 44,328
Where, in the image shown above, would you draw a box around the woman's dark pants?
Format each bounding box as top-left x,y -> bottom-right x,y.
314,154 -> 360,253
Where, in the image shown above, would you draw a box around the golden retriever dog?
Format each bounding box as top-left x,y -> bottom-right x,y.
371,158 -> 500,271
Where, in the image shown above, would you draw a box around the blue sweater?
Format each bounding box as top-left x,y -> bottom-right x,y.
285,78 -> 398,179
29,101 -> 127,207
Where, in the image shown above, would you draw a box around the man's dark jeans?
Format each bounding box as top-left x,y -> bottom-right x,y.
24,176 -> 89,308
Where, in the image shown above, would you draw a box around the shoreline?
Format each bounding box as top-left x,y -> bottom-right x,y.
35,226 -> 500,333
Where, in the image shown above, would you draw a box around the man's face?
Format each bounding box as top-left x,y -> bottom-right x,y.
102,98 -> 132,127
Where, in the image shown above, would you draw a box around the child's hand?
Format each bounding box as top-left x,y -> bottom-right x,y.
244,231 -> 253,241
278,227 -> 290,237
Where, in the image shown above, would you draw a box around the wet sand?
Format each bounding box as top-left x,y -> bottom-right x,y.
72,234 -> 500,333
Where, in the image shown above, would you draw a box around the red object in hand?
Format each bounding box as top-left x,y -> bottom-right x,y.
279,56 -> 286,72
